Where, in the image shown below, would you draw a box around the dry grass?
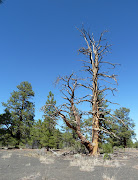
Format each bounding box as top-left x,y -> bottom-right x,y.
69,154 -> 125,172
25,163 -> 31,166
70,157 -> 95,172
80,165 -> 95,172
24,151 -> 55,165
103,160 -> 124,167
1,153 -> 12,159
102,173 -> 116,180
39,156 -> 55,164
24,152 -> 40,158
122,156 -> 128,160
132,165 -> 138,169
20,172 -> 41,180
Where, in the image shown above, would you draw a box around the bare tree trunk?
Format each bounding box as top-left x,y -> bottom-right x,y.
58,110 -> 93,154
70,98 -> 94,154
91,53 -> 99,155
92,112 -> 99,155
123,137 -> 127,148
76,130 -> 93,154
78,29 -> 118,155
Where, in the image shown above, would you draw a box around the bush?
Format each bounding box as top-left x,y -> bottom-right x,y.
103,153 -> 111,160
72,141 -> 88,154
102,143 -> 113,154
133,141 -> 138,148
113,146 -> 119,151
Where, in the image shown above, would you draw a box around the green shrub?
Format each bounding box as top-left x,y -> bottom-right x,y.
103,153 -> 111,160
102,143 -> 113,153
133,141 -> 138,148
73,141 -> 87,154
113,146 -> 119,151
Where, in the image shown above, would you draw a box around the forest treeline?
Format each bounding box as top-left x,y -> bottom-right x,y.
0,81 -> 137,153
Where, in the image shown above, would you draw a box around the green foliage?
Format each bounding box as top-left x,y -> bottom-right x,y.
1,81 -> 35,146
53,129 -> 63,149
82,117 -> 92,139
28,92 -> 64,149
62,123 -> 86,153
102,143 -> 113,154
103,153 -> 111,160
108,107 -> 135,148
0,109 -> 13,146
39,120 -> 55,149
133,141 -> 138,148
30,119 -> 63,149
62,129 -> 76,148
98,93 -> 112,146
0,81 -> 136,153
82,93 -> 112,148
126,139 -> 134,148
40,91 -> 58,149
28,119 -> 43,148
0,109 -> 12,128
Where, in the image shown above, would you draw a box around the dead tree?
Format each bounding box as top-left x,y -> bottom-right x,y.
42,74 -> 94,154
78,27 -> 119,155
42,28 -> 121,156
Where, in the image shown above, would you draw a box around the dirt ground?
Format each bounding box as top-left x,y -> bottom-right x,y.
0,148 -> 138,180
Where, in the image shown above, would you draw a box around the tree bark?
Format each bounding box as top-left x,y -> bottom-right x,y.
91,53 -> 99,155
59,111 -> 93,154
123,137 -> 127,148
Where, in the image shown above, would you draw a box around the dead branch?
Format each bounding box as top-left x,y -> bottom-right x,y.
98,73 -> 118,84
95,127 -> 120,139
99,87 -> 117,96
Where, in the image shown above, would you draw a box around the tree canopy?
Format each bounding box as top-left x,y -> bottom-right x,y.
109,107 -> 135,148
2,81 -> 35,147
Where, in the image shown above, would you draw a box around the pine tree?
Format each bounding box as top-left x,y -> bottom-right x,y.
2,81 -> 35,147
0,109 -> 14,146
62,122 -> 76,148
82,93 -> 111,149
109,107 -> 135,148
30,92 -> 63,150
53,129 -> 63,149
98,93 -> 112,148
29,119 -> 43,148
42,91 -> 57,150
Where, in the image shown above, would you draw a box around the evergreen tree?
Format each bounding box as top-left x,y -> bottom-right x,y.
42,91 -> 57,150
0,109 -> 16,146
2,81 -> 35,147
82,93 -> 111,148
109,107 -> 135,148
53,129 -> 63,149
134,141 -> 138,148
30,92 -> 63,150
62,123 -> 76,148
62,119 -> 87,153
30,119 -> 63,149
39,120 -> 55,149
29,119 -> 43,148
98,93 -> 112,148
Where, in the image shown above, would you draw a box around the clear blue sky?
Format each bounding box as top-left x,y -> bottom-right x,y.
0,0 -> 138,139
